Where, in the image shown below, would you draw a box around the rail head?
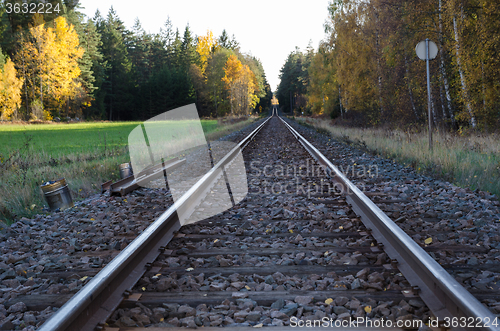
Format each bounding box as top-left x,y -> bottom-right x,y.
278,116 -> 498,331
39,116 -> 272,331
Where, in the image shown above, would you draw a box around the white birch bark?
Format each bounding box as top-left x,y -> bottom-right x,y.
438,0 -> 455,125
453,14 -> 477,127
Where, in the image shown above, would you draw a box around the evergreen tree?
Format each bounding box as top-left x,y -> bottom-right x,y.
98,7 -> 133,120
181,24 -> 197,69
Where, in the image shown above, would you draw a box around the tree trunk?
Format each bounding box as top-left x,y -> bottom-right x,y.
431,93 -> 438,128
481,61 -> 486,115
339,86 -> 343,120
40,78 -> 43,111
438,0 -> 454,126
109,70 -> 113,121
404,55 -> 419,121
438,79 -> 447,124
453,14 -> 476,127
374,8 -> 384,117
22,49 -> 29,121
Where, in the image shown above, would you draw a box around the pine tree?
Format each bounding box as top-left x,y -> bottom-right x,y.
80,18 -> 106,118
65,8 -> 105,118
97,7 -> 133,120
130,18 -> 151,86
181,25 -> 197,69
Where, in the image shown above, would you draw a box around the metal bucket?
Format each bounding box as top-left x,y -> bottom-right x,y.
41,178 -> 74,211
119,162 -> 133,179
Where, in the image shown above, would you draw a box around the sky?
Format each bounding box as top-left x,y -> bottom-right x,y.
78,0 -> 332,92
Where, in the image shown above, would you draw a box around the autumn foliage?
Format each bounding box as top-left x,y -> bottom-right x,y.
0,10 -> 272,121
193,30 -> 270,117
0,58 -> 23,119
278,0 -> 500,131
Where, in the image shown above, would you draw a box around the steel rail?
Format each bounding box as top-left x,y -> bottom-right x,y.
101,158 -> 187,196
278,116 -> 498,331
39,117 -> 271,331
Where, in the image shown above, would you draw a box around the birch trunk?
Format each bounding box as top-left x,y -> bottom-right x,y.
374,8 -> 384,116
438,79 -> 448,123
453,14 -> 477,127
438,0 -> 455,125
431,93 -> 438,128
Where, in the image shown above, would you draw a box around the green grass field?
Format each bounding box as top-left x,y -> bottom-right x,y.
0,118 -> 254,224
0,120 -> 222,158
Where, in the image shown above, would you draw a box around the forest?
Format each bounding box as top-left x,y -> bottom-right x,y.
277,0 -> 500,131
0,3 -> 273,121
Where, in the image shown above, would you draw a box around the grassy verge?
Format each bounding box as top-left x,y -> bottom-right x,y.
295,117 -> 500,197
0,117 -> 256,224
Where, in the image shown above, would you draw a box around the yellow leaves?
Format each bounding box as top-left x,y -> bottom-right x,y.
0,58 -> 23,120
245,285 -> 251,290
19,15 -> 83,112
364,306 -> 372,313
196,30 -> 217,73
424,237 -> 433,245
289,229 -> 294,234
222,55 -> 243,86
222,55 -> 259,115
51,16 -> 84,104
325,298 -> 334,305
80,276 -> 88,282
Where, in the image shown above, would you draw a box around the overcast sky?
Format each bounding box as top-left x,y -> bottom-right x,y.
79,0 -> 331,91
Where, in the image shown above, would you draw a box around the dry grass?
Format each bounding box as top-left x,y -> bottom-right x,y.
206,117 -> 257,141
0,118 -> 257,224
296,117 -> 500,197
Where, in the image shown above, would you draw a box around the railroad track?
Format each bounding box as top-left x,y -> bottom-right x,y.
4,110 -> 499,330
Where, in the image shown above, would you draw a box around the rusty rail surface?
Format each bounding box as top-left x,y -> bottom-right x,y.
101,157 -> 187,196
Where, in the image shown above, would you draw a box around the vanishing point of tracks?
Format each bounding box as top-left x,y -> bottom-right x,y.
6,111 -> 500,330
